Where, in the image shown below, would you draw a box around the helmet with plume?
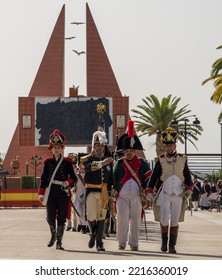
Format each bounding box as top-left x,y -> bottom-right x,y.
91,130 -> 108,147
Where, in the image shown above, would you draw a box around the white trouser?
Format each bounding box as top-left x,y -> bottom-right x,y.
116,194 -> 142,247
192,200 -> 198,210
160,192 -> 183,227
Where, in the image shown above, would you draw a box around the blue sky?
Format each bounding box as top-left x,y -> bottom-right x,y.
0,0 -> 222,160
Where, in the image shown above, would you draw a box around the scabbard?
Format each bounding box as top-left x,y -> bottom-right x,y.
68,188 -> 80,217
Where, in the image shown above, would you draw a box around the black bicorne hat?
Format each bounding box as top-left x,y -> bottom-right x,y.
116,120 -> 144,151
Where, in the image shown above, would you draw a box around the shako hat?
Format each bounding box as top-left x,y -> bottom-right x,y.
117,120 -> 144,151
161,127 -> 177,144
48,129 -> 65,150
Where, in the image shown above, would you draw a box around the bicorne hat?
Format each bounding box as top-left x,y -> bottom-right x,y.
116,120 -> 144,151
161,127 -> 177,144
48,129 -> 65,150
91,130 -> 108,147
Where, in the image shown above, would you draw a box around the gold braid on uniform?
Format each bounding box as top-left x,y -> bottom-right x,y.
91,161 -> 101,171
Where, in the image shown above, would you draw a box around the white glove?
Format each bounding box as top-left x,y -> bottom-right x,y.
38,194 -> 44,202
146,193 -> 154,201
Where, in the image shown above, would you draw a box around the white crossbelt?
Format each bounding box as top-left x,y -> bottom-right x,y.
52,180 -> 64,185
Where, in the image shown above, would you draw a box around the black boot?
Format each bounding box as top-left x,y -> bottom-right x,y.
104,221 -> 110,237
160,224 -> 168,252
56,225 -> 65,250
47,225 -> 56,247
81,225 -> 87,234
96,220 -> 106,252
169,226 -> 179,254
88,220 -> 97,248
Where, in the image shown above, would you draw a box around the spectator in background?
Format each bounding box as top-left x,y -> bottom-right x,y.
210,181 -> 218,200
73,154 -> 89,234
66,153 -> 78,232
199,178 -> 211,210
216,179 -> 222,210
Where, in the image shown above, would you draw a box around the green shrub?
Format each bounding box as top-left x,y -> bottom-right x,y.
21,176 -> 35,189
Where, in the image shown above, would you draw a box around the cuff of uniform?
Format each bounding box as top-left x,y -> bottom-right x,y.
67,178 -> 73,185
186,186 -> 193,191
145,188 -> 153,194
38,187 -> 45,195
145,170 -> 152,180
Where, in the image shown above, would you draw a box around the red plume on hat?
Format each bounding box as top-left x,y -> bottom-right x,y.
128,120 -> 134,137
116,119 -> 144,151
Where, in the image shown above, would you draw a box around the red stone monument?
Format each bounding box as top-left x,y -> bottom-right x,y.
3,4 -> 143,179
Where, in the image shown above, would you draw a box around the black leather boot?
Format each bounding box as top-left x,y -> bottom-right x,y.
104,221 -> 110,237
56,225 -> 65,250
81,225 -> 87,234
169,226 -> 179,253
47,225 -> 56,247
160,224 -> 168,252
96,220 -> 105,252
88,220 -> 97,248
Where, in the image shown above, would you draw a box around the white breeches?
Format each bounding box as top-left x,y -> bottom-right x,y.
160,192 -> 183,227
86,192 -> 107,221
116,194 -> 142,247
192,200 -> 198,210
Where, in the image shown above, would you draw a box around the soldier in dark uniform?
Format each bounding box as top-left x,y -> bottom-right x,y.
38,129 -> 77,250
191,174 -> 201,211
146,127 -> 193,254
80,130 -> 114,252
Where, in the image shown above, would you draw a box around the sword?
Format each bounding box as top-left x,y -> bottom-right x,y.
142,207 -> 148,241
67,187 -> 80,217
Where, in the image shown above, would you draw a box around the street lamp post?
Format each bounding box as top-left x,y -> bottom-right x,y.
184,119 -> 188,155
219,120 -> 222,172
171,117 -> 201,155
30,155 -> 42,189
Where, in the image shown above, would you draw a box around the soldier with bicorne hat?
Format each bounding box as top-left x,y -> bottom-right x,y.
146,127 -> 193,254
80,129 -> 114,252
38,129 -> 77,250
113,120 -> 152,251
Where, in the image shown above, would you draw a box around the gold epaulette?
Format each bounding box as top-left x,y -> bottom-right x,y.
177,153 -> 187,159
44,157 -> 51,163
80,155 -> 90,163
183,154 -> 188,161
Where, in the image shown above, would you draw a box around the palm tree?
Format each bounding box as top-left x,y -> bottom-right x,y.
131,94 -> 203,156
202,45 -> 222,122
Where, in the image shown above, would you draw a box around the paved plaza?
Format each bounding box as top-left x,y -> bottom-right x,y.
0,207 -> 222,260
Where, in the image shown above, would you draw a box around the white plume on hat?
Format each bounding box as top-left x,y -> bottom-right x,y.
92,130 -> 108,146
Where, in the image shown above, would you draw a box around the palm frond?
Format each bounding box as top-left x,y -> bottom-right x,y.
131,94 -> 203,156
